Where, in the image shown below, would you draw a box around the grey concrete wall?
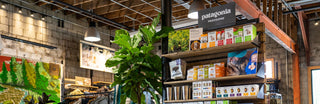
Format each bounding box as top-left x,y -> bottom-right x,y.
0,0 -> 117,82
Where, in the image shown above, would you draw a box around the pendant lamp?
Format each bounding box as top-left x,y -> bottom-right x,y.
188,0 -> 205,19
84,21 -> 101,42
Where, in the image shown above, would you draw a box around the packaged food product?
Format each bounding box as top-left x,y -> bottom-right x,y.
193,67 -> 199,80
229,87 -> 236,97
202,81 -> 213,98
193,82 -> 202,99
204,101 -> 216,104
249,84 -> 259,96
187,68 -> 194,80
225,28 -> 234,45
243,85 -> 249,96
223,87 -> 229,98
214,62 -> 226,77
200,34 -> 208,49
236,86 -> 243,96
234,28 -> 244,43
169,59 -> 187,80
226,48 -> 258,76
209,64 -> 216,78
216,87 -> 223,98
243,24 -> 257,42
208,31 -> 217,47
198,65 -> 205,80
190,28 -> 203,50
216,31 -> 225,46
204,64 -> 210,79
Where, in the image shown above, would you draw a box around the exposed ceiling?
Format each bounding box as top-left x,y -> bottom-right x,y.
35,0 -> 227,31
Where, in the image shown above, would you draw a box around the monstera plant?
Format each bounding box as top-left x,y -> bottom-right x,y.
106,14 -> 174,104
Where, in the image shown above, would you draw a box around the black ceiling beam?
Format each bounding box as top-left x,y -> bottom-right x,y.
283,5 -> 320,15
49,0 -> 133,30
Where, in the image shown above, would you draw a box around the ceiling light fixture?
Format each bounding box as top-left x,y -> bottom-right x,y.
188,0 -> 205,19
18,8 -> 22,13
41,15 -> 46,20
84,21 -> 101,42
30,11 -> 34,17
1,4 -> 5,9
315,21 -> 319,26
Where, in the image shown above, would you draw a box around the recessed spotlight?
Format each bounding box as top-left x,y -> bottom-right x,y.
18,8 -> 22,13
315,21 -> 319,26
30,12 -> 34,17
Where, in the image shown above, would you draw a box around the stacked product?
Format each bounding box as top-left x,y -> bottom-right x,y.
204,100 -> 238,104
187,62 -> 226,81
168,24 -> 257,53
216,84 -> 260,98
192,81 -> 218,99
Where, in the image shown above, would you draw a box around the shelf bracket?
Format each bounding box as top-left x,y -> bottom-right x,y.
257,84 -> 265,99
256,63 -> 265,78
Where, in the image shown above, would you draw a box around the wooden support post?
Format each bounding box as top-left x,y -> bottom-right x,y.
263,0 -> 267,14
273,0 -> 278,25
268,0 -> 272,19
288,15 -> 292,37
297,10 -> 310,65
279,3 -> 283,30
256,0 -> 261,9
291,19 -> 300,104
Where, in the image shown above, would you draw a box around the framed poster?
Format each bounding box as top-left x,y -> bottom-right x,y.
80,40 -> 115,73
309,66 -> 320,104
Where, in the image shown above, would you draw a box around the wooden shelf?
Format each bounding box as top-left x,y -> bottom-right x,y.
93,81 -> 112,85
164,74 -> 263,85
162,40 -> 258,61
164,96 -> 263,103
67,84 -> 99,89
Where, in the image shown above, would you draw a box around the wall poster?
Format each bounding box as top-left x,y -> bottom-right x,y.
0,55 -> 61,104
80,40 -> 115,73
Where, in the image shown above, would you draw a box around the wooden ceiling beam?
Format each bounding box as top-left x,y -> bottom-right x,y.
73,0 -> 93,6
94,0 -> 160,15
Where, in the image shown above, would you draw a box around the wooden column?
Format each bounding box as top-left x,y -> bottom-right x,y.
291,19 -> 300,104
279,3 -> 283,30
256,0 -> 261,9
273,0 -> 278,25
263,0 -> 267,14
268,0 -> 272,19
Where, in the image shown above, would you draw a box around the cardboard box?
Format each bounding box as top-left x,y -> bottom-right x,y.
243,85 -> 249,96
215,62 -> 226,77
216,87 -> 223,98
169,29 -> 190,53
236,86 -> 243,96
223,87 -> 229,98
193,67 -> 199,80
169,59 -> 187,80
202,81 -> 213,98
216,31 -> 225,46
226,48 -> 258,76
225,28 -> 234,45
249,84 -> 259,96
167,87 -> 173,100
198,65 -> 205,80
243,24 -> 257,42
187,68 -> 194,80
190,28 -> 203,50
229,87 -> 236,97
209,64 -> 216,78
234,28 -> 244,43
193,82 -> 202,99
204,64 -> 210,79
208,31 -> 217,48
200,34 -> 208,49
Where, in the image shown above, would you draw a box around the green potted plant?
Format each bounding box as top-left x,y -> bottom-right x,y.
105,14 -> 174,104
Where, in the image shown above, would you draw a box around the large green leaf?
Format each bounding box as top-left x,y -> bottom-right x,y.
151,14 -> 161,30
105,57 -> 123,67
131,32 -> 142,48
113,30 -> 132,49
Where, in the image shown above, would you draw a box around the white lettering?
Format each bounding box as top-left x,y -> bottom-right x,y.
201,9 -> 231,21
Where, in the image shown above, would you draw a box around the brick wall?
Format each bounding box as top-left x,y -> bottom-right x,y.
0,0 -> 116,82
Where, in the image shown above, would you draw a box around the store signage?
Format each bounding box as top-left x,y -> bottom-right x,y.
198,2 -> 236,31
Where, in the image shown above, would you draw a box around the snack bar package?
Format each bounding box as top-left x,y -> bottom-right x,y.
190,28 -> 203,50
204,64 -> 210,79
198,65 -> 205,80
249,84 -> 259,96
216,31 -> 225,46
187,68 -> 194,80
234,28 -> 244,43
200,34 -> 208,49
193,82 -> 202,99
169,59 -> 187,80
243,24 -> 257,42
225,28 -> 234,45
209,64 -> 216,78
208,31 -> 217,48
215,62 -> 226,78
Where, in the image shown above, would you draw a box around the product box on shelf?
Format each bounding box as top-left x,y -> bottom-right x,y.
216,87 -> 222,98
174,86 -> 181,100
187,68 -> 194,80
193,82 -> 202,99
193,67 -> 199,80
229,87 -> 236,97
223,87 -> 229,98
167,87 -> 173,100
218,100 -> 238,104
202,81 -> 213,98
198,65 -> 205,80
226,48 -> 258,76
234,28 -> 244,43
169,59 -> 187,80
216,31 -> 225,46
209,64 -> 216,78
243,24 -> 257,42
249,84 -> 259,96
208,31 -> 217,48
182,85 -> 190,100
204,64 -> 210,79
200,34 -> 208,49
225,28 -> 234,45
243,85 -> 249,96
214,62 -> 226,77
190,28 -> 203,50
169,29 -> 190,53
236,86 -> 243,96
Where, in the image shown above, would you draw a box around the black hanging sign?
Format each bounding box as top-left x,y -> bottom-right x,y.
198,2 -> 236,31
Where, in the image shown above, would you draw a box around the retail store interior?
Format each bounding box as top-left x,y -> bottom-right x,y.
0,0 -> 319,104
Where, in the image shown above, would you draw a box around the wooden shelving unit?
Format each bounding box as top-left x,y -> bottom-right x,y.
162,23 -> 267,103
164,74 -> 263,85
164,96 -> 263,103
